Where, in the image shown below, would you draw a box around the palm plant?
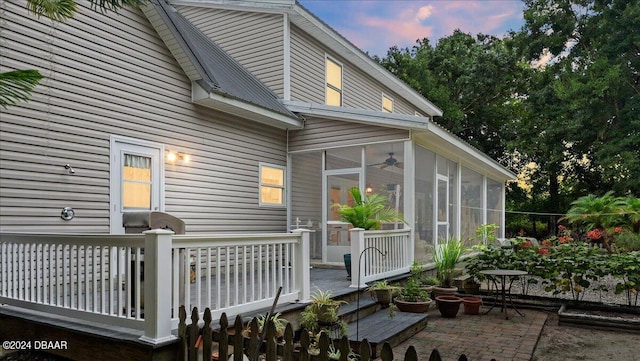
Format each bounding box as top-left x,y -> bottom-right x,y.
564,192 -> 628,252
563,192 -> 626,230
333,187 -> 405,230
433,237 -> 465,287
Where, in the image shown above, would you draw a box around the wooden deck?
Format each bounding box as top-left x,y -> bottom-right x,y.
0,266 -> 415,361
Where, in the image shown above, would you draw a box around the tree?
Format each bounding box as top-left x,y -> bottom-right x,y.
377,31 -> 527,161
519,0 -> 640,195
1,0 -> 146,107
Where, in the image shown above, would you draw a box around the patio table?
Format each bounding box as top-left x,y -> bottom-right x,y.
480,269 -> 528,320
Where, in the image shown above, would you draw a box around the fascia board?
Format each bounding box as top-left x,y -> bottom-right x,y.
421,123 -> 516,180
284,100 -> 429,130
170,0 -> 295,13
193,83 -> 303,129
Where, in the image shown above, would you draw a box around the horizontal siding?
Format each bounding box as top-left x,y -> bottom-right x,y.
1,2 -> 287,234
177,6 -> 285,97
290,26 -> 420,116
288,118 -> 410,152
290,25 -> 325,104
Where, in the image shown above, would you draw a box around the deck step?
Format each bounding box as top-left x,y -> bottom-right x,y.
345,309 -> 428,358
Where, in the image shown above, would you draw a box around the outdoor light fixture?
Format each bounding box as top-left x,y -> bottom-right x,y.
365,184 -> 373,194
166,151 -> 190,164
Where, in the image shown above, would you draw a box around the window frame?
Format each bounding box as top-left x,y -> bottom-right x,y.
259,162 -> 287,208
382,93 -> 394,113
325,55 -> 343,107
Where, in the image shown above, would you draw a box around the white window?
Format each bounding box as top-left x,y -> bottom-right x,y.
260,163 -> 286,207
326,57 -> 343,106
382,94 -> 393,113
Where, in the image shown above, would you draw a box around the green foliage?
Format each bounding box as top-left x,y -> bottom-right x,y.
256,312 -> 287,336
398,276 -> 429,302
377,31 -> 526,161
27,0 -> 146,21
467,241 -> 639,306
519,0 -> 640,195
0,70 -> 43,109
609,251 -> 639,306
433,238 -> 465,287
300,290 -> 347,333
474,223 -> 500,248
333,187 -> 405,230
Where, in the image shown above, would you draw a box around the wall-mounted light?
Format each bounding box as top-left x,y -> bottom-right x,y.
64,164 -> 75,174
365,184 -> 373,195
166,151 -> 191,164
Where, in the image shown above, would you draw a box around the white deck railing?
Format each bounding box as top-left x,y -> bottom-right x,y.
0,230 -> 311,345
349,228 -> 412,287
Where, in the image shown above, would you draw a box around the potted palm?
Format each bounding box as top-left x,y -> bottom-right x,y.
433,237 -> 464,317
333,187 -> 406,278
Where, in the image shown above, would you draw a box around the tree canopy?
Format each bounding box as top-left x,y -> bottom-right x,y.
376,31 -> 527,161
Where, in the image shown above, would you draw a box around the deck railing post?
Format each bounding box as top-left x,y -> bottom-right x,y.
292,229 -> 311,302
140,229 -> 177,344
349,228 -> 365,288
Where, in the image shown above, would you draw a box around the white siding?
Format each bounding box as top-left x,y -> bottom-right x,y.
176,6 -> 285,97
1,2 -> 287,233
290,26 -> 419,116
288,118 -> 410,152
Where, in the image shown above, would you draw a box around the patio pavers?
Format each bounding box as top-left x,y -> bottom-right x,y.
390,306 -> 548,361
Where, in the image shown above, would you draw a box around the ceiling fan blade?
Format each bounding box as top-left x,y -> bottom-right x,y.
380,164 -> 389,169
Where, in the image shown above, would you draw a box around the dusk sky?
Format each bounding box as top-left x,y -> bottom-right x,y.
298,0 -> 526,57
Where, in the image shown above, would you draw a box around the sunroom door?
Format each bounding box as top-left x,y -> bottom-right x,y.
324,171 -> 360,263
436,174 -> 449,242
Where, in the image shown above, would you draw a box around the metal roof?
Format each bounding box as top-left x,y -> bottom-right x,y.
145,0 -> 299,122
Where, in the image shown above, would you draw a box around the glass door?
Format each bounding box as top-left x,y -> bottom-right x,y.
324,172 -> 360,263
436,174 -> 449,241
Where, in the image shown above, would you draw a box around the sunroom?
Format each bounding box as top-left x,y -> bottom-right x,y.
287,109 -> 515,267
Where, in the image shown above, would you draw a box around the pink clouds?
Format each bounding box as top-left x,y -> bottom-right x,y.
300,0 -> 525,56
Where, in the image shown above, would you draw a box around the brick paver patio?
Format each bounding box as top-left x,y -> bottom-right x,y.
391,305 -> 548,361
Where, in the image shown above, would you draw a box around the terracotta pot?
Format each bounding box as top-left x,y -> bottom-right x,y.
435,295 -> 462,318
433,286 -> 458,306
462,297 -> 482,315
395,298 -> 432,313
433,286 -> 458,298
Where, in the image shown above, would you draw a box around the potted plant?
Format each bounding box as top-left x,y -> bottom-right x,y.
334,187 -> 406,278
300,289 -> 348,335
433,237 -> 465,298
394,276 -> 432,313
461,297 -> 483,315
367,280 -> 398,308
244,312 -> 288,338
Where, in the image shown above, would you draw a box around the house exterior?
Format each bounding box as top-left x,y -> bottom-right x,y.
1,0 -> 515,264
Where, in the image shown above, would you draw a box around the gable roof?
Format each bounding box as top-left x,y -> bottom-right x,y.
141,0 -> 302,129
171,0 -> 443,117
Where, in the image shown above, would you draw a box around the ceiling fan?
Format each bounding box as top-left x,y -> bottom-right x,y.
370,152 -> 403,169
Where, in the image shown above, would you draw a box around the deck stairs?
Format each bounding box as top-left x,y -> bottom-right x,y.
221,273 -> 429,359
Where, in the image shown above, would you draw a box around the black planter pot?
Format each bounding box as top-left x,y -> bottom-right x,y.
435,295 -> 462,318
343,253 -> 351,280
